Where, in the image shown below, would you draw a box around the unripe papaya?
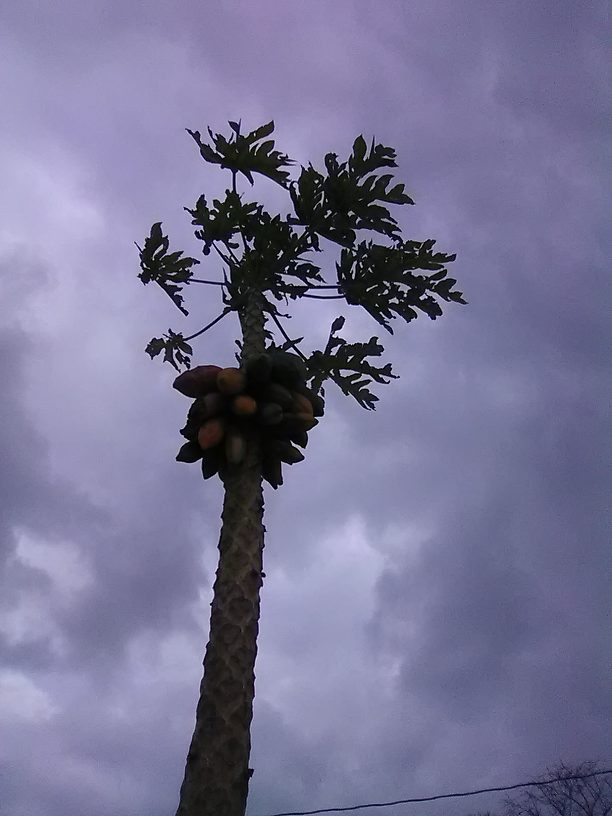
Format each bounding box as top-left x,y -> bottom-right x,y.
176,440 -> 203,463
201,447 -> 224,480
257,402 -> 284,426
290,391 -> 314,417
245,353 -> 272,387
197,417 -> 226,450
279,412 -> 318,433
217,367 -> 247,395
268,439 -> 305,465
262,455 -> 283,489
180,420 -> 199,443
287,429 -> 309,449
269,351 -> 308,387
202,391 -> 227,417
259,382 -> 293,411
173,365 -> 222,398
187,392 -> 226,428
225,426 -> 248,465
231,394 -> 258,416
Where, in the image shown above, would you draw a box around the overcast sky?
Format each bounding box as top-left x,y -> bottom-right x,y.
1,2 -> 610,815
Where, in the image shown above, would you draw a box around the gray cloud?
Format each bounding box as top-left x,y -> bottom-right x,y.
1,2 -> 610,815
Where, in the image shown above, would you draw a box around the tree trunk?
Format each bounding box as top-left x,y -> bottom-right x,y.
176,291 -> 266,816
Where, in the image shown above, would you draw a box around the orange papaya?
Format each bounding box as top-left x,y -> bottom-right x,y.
231,394 -> 258,416
173,365 -> 222,398
216,367 -> 247,395
290,391 -> 314,417
292,383 -> 325,416
197,417 -> 226,450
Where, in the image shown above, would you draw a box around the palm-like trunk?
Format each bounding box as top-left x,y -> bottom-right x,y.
176,291 -> 266,816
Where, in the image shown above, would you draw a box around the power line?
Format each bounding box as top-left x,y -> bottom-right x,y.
258,768 -> 612,816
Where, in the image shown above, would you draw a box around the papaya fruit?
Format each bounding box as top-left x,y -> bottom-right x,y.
186,392 -> 226,429
292,383 -> 325,417
176,440 -> 203,463
197,417 -> 226,450
201,447 -> 224,480
290,391 -> 314,417
180,420 -> 199,443
262,455 -> 283,489
187,397 -> 208,426
225,426 -> 248,465
201,392 -> 227,417
244,353 -> 272,387
268,439 -> 305,465
278,412 -> 318,433
217,367 -> 247,395
173,365 -> 222,398
231,394 -> 258,416
287,429 -> 309,449
258,382 -> 293,411
269,351 -> 308,387
257,402 -> 284,426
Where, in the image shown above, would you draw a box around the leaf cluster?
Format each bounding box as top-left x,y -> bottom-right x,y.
187,120 -> 293,187
137,121 -> 466,407
308,316 -> 397,410
136,222 -> 199,315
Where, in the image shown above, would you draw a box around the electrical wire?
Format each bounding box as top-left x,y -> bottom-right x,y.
258,768 -> 612,816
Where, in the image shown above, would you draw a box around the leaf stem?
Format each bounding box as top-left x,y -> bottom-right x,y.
268,311 -> 309,361
190,278 -> 227,286
183,308 -> 232,342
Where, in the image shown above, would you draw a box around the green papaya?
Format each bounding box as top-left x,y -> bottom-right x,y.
277,412 -> 318,433
287,429 -> 309,449
257,402 -> 284,426
173,365 -> 222,398
262,455 -> 283,489
176,441 -> 203,463
201,446 -> 224,479
269,351 -> 308,387
186,392 -> 226,429
244,353 -> 272,387
180,420 -> 199,443
268,439 -> 305,465
202,392 -> 227,417
258,382 -> 294,410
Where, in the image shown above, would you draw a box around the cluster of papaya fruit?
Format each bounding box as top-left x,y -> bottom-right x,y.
174,351 -> 324,489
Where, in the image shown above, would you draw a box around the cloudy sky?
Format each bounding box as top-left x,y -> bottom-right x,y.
1,2 -> 610,815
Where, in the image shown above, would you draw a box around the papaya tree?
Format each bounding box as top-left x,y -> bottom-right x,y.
136,120 -> 466,816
